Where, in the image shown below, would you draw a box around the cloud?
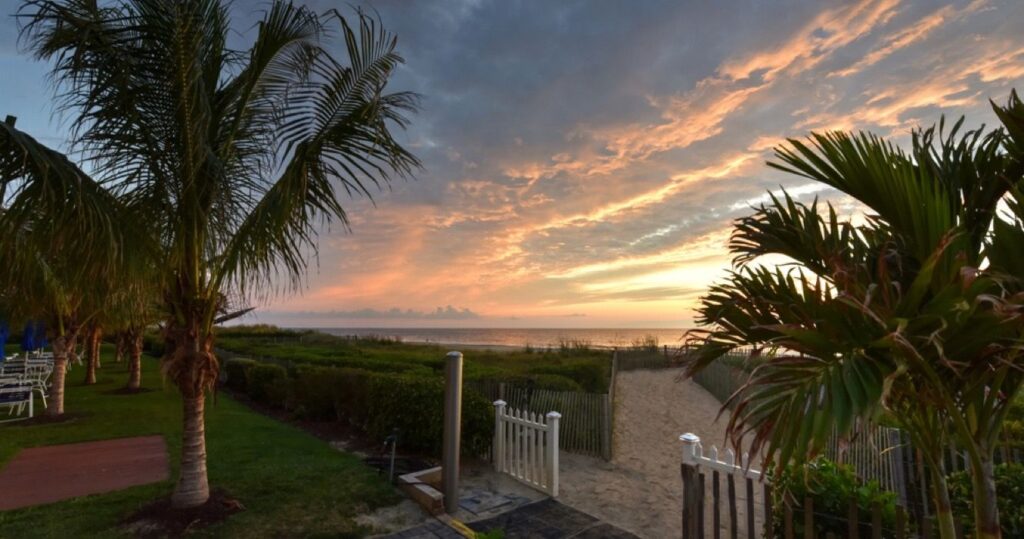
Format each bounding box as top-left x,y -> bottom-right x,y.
717,0 -> 901,82
830,0 -> 986,78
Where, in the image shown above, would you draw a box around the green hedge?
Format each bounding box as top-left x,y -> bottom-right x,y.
532,363 -> 606,393
223,358 -> 257,392
229,362 -> 493,457
247,363 -> 288,408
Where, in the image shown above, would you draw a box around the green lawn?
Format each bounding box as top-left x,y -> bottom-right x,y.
0,347 -> 401,538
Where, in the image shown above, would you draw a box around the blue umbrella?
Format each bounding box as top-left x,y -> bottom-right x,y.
21,322 -> 35,353
34,321 -> 47,351
0,321 -> 8,362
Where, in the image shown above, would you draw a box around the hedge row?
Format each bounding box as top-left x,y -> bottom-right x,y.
222,358 -> 493,457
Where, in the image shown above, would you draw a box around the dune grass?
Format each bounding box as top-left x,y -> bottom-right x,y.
214,327 -> 613,393
0,346 -> 400,538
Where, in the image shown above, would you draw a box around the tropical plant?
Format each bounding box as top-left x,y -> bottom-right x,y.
13,0 -> 419,509
684,92 -> 1024,538
0,116 -> 129,416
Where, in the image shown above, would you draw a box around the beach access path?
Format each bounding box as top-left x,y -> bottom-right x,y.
557,368 -> 763,538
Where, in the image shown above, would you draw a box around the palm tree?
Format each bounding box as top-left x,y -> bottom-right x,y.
684,92 -> 1024,538
15,0 -> 419,508
0,116 -> 128,416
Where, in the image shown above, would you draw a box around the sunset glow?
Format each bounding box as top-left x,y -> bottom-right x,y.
4,0 -> 1024,328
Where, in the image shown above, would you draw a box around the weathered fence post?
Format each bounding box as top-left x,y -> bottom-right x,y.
601,394 -> 612,461
493,400 -> 507,473
442,351 -> 463,514
546,411 -> 561,497
681,433 -> 702,539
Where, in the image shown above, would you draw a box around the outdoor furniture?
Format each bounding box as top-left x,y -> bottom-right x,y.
0,381 -> 34,422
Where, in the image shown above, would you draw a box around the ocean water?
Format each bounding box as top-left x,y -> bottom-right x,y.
311,327 -> 688,349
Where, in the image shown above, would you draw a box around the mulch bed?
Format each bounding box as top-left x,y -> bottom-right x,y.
121,488 -> 244,538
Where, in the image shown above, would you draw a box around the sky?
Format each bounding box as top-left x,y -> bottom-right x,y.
2,0 -> 1024,328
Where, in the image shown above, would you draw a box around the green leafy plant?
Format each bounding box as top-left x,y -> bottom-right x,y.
684,92 -> 1024,538
771,458 -> 898,537
949,464 -> 1024,537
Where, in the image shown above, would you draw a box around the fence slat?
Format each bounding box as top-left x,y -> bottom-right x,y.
712,470 -> 721,539
803,497 -> 814,539
784,500 -> 793,539
745,477 -> 755,538
871,501 -> 882,539
727,474 -> 738,539
849,498 -> 858,538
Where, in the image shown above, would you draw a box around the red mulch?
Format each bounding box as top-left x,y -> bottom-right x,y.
120,488 -> 244,538
0,435 -> 169,511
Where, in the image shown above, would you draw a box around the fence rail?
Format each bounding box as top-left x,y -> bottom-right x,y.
493,401 -> 560,496
679,433 -> 929,539
471,380 -> 611,460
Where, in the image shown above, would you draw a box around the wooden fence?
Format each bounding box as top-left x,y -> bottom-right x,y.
680,432 -> 925,539
470,380 -> 612,460
493,401 -> 560,496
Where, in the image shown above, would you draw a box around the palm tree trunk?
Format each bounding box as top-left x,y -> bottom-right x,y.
971,455 -> 1002,538
83,326 -> 98,385
48,333 -> 74,416
115,333 -> 126,363
171,392 -> 209,508
93,327 -> 102,369
127,331 -> 142,390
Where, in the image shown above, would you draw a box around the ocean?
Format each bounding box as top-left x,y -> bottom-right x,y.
309,327 -> 689,349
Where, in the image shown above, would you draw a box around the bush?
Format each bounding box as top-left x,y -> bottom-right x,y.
532,363 -> 606,393
949,463 -> 1024,536
364,373 -> 493,457
770,458 -> 898,537
246,363 -> 288,407
222,358 -> 256,392
285,365 -> 492,457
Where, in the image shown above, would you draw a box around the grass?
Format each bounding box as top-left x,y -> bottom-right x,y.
212,327 -> 614,393
0,345 -> 401,538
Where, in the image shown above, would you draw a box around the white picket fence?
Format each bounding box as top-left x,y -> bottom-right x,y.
492,400 -> 561,496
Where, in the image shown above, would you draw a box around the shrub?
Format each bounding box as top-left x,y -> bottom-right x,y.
949,463 -> 1024,536
770,458 -> 898,537
475,373 -> 583,392
246,363 -> 288,407
532,362 -> 606,393
223,358 -> 256,392
285,366 -> 493,457
364,373 -> 493,457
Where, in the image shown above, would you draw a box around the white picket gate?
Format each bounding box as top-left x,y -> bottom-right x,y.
492,400 -> 561,496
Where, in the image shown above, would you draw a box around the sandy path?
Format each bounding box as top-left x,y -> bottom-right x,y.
557,368 -> 764,538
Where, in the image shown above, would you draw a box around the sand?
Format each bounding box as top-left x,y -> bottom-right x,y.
557,368 -> 765,538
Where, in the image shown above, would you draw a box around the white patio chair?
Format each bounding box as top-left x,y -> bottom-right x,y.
0,381 -> 34,422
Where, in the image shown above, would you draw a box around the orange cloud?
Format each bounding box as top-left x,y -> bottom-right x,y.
718,0 -> 901,82
830,0 -> 985,78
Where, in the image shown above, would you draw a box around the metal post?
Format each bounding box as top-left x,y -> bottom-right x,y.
680,433 -> 702,539
546,411 -> 561,497
442,351 -> 464,514
493,400 -> 506,472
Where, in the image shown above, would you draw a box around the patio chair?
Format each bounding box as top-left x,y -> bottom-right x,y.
0,381 -> 34,422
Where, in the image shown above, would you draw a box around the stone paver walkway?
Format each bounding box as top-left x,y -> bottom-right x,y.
0,435 -> 169,510
381,499 -> 639,539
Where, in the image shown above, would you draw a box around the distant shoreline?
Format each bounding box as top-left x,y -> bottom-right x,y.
293,326 -> 688,351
